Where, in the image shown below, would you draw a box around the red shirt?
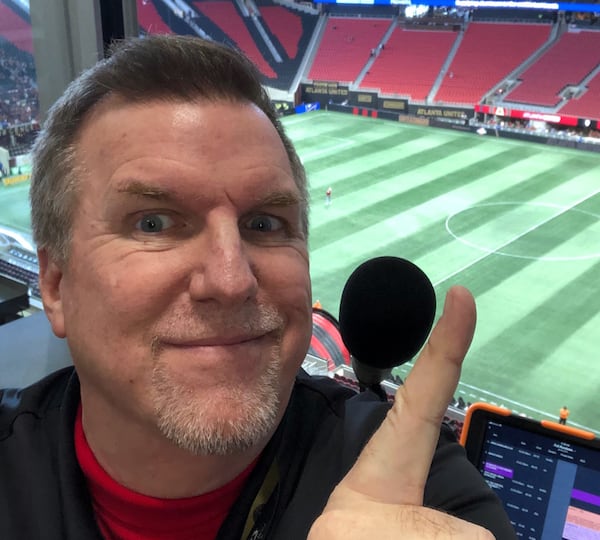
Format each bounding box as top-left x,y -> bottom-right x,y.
75,406 -> 256,540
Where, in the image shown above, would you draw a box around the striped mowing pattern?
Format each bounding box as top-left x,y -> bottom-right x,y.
284,110 -> 600,434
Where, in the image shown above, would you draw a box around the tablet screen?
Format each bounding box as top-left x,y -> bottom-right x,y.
462,406 -> 600,539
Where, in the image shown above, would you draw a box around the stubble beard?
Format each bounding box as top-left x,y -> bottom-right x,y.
150,308 -> 287,456
151,353 -> 282,456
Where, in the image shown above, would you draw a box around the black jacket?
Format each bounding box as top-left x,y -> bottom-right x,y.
0,367 -> 515,539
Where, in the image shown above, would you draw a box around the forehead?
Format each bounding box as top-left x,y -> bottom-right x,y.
78,96 -> 284,155
74,97 -> 296,199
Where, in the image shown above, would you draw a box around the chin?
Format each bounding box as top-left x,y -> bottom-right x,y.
150,358 -> 283,456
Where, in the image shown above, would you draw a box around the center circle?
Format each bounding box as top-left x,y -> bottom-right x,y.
445,202 -> 600,261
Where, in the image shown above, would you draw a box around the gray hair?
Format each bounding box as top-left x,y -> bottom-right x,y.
29,34 -> 308,263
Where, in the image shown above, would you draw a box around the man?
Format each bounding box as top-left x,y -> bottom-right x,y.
0,35 -> 515,539
559,405 -> 569,425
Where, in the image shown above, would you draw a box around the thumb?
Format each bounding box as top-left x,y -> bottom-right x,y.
332,286 -> 476,506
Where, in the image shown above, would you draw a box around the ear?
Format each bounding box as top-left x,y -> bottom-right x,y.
37,248 -> 67,338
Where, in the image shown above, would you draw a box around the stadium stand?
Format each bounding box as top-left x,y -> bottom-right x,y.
253,1 -> 319,89
505,30 -> 600,107
0,0 -> 598,140
137,0 -> 173,35
560,70 -> 600,119
260,5 -> 303,60
194,0 -> 277,78
0,124 -> 39,157
0,39 -> 38,136
0,3 -> 36,136
434,22 -> 551,105
309,307 -> 351,371
129,3 -> 600,120
308,17 -> 390,84
361,27 -> 457,101
0,0 -> 33,54
326,3 -> 397,18
471,6 -> 556,23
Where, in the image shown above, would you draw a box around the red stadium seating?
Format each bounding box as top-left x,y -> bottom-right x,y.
434,22 -> 551,105
361,27 -> 457,100
309,17 -> 389,83
194,1 -> 276,78
137,0 -> 172,35
310,308 -> 351,371
505,30 -> 600,107
0,2 -> 32,54
260,6 -> 303,60
560,70 -> 600,120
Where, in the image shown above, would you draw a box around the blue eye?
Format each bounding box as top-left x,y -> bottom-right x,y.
136,214 -> 174,233
246,215 -> 283,232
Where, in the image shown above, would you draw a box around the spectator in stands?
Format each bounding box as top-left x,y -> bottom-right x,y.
0,42 -> 39,127
0,35 -> 515,539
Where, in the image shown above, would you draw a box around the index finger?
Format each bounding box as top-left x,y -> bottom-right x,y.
340,285 -> 476,505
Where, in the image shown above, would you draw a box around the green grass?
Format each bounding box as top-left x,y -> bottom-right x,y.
283,110 -> 600,434
2,110 -> 600,434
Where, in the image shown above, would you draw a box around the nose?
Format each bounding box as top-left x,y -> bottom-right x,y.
188,216 -> 259,305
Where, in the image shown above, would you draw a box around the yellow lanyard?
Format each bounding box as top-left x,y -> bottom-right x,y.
241,459 -> 280,539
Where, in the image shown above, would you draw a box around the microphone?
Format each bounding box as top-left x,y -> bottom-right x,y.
338,256 -> 436,394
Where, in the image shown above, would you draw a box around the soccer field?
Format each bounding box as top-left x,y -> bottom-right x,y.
1,109 -> 599,433
283,110 -> 600,434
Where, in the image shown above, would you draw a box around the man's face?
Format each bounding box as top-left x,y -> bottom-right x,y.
42,98 -> 312,455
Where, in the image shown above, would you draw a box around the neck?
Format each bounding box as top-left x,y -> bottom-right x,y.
79,396 -> 270,498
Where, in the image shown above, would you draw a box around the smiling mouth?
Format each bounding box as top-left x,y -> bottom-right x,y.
162,332 -> 272,349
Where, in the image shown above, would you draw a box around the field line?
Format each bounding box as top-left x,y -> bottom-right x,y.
456,380 -> 599,434
436,187 -> 600,286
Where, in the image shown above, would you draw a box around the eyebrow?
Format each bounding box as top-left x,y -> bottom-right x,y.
260,190 -> 304,208
115,181 -> 305,207
116,181 -> 175,201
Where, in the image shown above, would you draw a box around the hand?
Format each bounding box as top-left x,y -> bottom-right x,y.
308,286 -> 494,539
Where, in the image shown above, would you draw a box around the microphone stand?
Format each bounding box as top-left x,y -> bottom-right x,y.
352,356 -> 392,403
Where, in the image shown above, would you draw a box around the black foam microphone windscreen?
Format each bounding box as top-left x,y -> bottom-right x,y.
339,256 -> 436,370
